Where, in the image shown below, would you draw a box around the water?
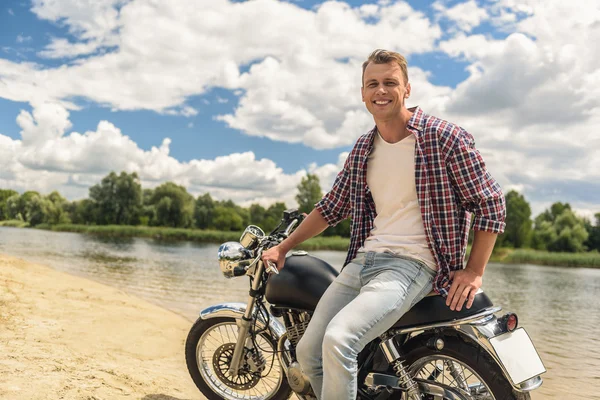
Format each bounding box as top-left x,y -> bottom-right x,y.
1,226 -> 598,399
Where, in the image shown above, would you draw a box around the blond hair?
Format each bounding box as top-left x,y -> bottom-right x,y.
362,49 -> 409,86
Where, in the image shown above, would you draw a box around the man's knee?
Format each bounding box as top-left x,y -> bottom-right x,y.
322,324 -> 354,358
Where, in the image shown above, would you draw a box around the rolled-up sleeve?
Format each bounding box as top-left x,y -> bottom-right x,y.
447,129 -> 506,234
314,161 -> 353,227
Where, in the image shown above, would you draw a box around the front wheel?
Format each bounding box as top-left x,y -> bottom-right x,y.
404,335 -> 530,400
185,316 -> 292,400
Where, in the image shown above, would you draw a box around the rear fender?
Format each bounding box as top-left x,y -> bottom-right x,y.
400,316 -> 543,393
200,302 -> 286,340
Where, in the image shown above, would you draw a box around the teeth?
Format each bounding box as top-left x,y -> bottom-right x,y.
375,101 -> 389,105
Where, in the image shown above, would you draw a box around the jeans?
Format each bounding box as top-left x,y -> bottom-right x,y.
295,251 -> 436,400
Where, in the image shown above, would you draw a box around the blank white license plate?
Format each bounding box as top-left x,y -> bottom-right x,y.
489,328 -> 546,385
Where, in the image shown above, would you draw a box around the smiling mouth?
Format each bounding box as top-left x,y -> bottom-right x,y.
373,100 -> 391,105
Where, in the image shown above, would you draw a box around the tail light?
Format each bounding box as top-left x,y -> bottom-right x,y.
499,313 -> 519,332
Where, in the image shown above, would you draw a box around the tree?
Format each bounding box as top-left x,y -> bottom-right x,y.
5,191 -> 40,222
140,188 -> 156,226
532,203 -> 589,252
584,213 -> 600,252
89,171 -> 142,225
262,202 -> 287,233
0,189 -> 18,220
26,194 -> 52,226
496,190 -> 532,248
69,199 -> 98,224
149,182 -> 195,227
536,202 -> 571,224
45,191 -> 71,224
296,174 -> 323,215
194,193 -> 215,229
211,205 -> 244,231
324,219 -> 351,237
248,203 -> 267,227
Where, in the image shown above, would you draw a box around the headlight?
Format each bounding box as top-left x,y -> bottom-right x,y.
218,241 -> 248,278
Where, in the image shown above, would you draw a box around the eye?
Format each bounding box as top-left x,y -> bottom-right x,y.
368,83 -> 378,88
385,81 -> 397,86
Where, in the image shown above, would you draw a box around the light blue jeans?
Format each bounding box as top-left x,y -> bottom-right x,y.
295,251 -> 436,400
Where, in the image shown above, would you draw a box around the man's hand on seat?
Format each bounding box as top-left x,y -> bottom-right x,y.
445,269 -> 482,311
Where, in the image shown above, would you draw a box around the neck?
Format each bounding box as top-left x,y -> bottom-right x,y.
375,107 -> 414,143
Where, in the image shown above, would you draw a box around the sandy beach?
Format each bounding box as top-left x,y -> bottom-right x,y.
0,254 -> 204,400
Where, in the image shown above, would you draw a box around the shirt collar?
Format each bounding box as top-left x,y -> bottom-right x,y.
407,106 -> 425,136
365,105 -> 425,153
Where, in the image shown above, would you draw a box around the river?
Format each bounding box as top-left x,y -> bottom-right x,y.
0,226 -> 598,399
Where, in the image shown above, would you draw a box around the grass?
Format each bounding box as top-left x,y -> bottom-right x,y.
0,220 -> 29,228
3,222 -> 600,267
493,248 -> 600,268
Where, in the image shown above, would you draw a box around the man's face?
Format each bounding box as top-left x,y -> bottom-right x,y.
361,62 -> 411,121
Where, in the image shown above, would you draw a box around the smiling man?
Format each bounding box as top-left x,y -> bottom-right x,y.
262,49 -> 506,399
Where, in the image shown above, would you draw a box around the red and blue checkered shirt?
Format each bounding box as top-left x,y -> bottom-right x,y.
315,107 -> 506,296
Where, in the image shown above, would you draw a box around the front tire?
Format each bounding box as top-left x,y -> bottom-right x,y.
404,334 -> 530,400
185,316 -> 292,400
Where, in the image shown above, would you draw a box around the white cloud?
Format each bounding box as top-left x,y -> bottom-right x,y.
8,8 -> 14,16
434,0 -> 489,32
0,0 -> 598,215
432,0 -> 600,215
1,0 -> 441,149
16,35 -> 32,43
37,37 -> 108,59
1,103 -> 314,207
31,0 -> 125,58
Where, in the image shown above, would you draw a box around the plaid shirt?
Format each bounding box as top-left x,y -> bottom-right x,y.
315,107 -> 506,296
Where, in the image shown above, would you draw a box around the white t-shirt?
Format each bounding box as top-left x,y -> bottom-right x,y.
359,131 -> 438,271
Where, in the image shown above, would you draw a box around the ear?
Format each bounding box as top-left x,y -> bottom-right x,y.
361,86 -> 365,103
405,82 -> 411,98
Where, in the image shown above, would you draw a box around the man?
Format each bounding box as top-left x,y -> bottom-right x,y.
262,49 -> 505,400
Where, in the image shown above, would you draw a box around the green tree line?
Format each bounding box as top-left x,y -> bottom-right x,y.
0,172 -> 598,252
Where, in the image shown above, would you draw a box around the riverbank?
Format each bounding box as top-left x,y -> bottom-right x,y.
2,221 -> 599,267
0,254 -> 203,400
25,221 -> 351,251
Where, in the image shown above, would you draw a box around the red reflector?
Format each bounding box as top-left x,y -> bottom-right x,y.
506,314 -> 518,332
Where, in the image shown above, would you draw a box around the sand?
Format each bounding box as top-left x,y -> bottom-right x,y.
0,254 -> 204,400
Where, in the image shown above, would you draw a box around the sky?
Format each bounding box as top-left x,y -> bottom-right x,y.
0,0 -> 599,219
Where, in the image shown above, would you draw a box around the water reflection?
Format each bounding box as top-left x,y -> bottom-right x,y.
1,227 -> 598,399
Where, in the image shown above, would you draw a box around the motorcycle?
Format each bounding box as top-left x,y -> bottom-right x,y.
185,209 -> 546,400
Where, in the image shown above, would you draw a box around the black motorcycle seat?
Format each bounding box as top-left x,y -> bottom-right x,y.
392,291 -> 494,329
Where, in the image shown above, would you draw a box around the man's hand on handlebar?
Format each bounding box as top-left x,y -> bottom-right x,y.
261,245 -> 287,272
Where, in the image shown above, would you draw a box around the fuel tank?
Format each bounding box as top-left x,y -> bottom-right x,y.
265,252 -> 338,311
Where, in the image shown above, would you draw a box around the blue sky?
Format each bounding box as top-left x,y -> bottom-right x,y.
0,0 -> 598,217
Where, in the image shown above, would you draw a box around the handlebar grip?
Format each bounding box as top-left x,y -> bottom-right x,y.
265,260 -> 279,275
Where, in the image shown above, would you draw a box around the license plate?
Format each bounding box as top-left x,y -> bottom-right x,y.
489,328 -> 546,385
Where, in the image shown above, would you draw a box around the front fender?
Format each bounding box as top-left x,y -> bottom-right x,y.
199,302 -> 286,340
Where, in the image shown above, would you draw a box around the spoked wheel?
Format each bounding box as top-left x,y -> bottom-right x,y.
404,336 -> 530,400
185,317 -> 292,400
410,355 -> 496,399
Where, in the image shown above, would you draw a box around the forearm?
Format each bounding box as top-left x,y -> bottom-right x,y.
279,209 -> 330,252
465,230 -> 498,276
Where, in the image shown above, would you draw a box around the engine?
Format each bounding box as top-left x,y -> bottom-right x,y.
285,310 -> 311,347
276,310 -> 315,396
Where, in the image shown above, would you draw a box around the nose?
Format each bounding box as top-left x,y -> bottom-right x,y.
376,84 -> 387,94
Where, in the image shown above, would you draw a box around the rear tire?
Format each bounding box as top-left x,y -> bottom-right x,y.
185,316 -> 293,400
403,334 -> 530,400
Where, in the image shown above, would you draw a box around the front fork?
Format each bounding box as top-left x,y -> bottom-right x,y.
228,261 -> 266,376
